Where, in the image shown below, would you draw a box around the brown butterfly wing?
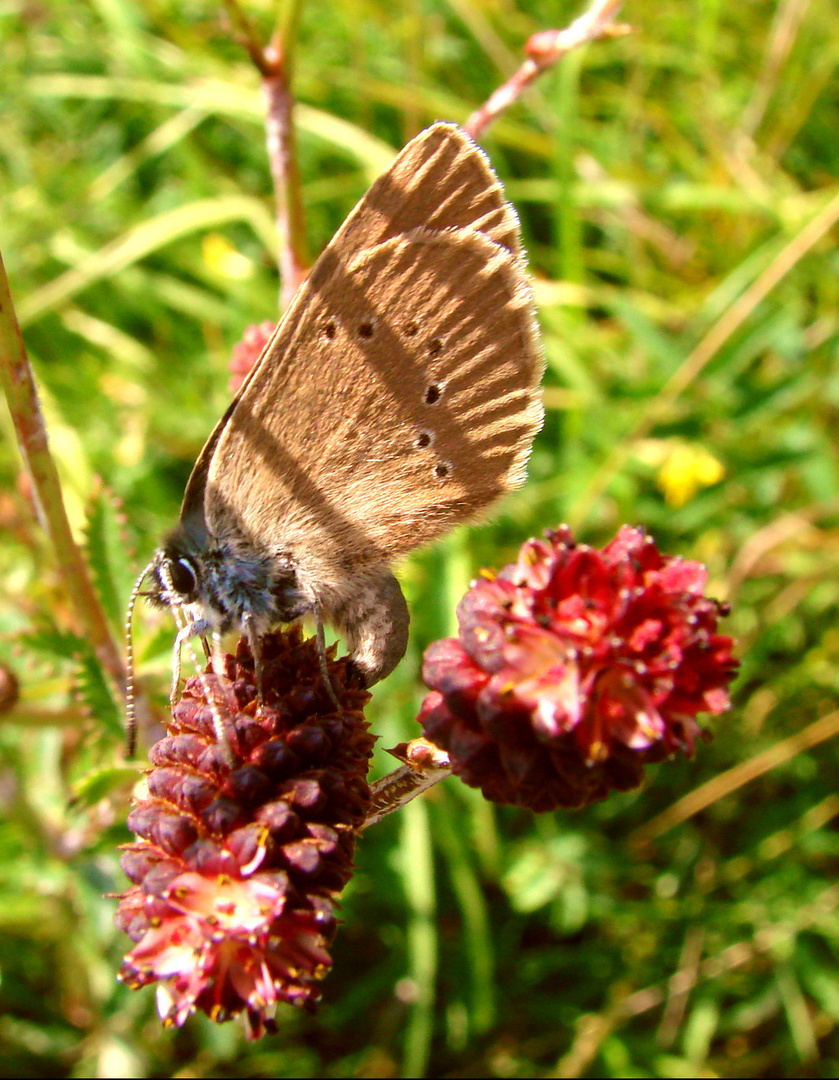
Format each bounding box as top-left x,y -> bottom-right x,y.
181,123 -> 520,528
332,122 -> 523,257
203,226 -> 543,583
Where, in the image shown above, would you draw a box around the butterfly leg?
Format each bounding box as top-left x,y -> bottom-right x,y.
170,617 -> 212,705
210,629 -> 229,683
316,613 -> 344,713
241,614 -> 264,706
167,613 -> 235,765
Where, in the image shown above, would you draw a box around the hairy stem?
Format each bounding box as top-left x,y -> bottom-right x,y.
0,249 -> 126,696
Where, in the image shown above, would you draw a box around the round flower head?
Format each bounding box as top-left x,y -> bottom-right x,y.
115,629 -> 373,1039
419,525 -> 737,811
229,320 -> 277,393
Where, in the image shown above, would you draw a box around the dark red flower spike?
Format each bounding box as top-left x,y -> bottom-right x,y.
115,628 -> 373,1039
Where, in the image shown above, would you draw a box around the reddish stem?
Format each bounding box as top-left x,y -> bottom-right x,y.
263,39 -> 310,310
223,0 -> 309,310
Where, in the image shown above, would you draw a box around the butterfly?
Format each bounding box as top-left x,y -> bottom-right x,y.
129,122 -> 543,739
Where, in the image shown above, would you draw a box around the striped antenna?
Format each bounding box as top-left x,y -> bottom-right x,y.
125,560 -> 155,758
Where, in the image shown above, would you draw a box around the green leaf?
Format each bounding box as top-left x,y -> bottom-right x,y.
82,487 -> 135,632
71,765 -> 140,808
74,642 -> 122,739
19,627 -> 87,663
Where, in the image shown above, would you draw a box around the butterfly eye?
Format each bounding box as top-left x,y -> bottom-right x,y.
169,557 -> 199,600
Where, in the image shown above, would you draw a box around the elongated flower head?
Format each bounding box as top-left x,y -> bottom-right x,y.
115,629 -> 373,1039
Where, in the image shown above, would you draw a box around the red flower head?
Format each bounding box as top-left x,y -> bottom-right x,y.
419,526 -> 737,812
229,320 -> 277,393
115,629 -> 373,1039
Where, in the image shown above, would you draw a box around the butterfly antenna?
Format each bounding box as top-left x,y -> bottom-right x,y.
125,561 -> 155,758
157,561 -> 235,765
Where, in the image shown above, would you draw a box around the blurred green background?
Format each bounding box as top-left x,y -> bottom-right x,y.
2,0 -> 839,1075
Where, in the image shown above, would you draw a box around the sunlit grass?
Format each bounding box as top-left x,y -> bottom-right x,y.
1,0 -> 839,1075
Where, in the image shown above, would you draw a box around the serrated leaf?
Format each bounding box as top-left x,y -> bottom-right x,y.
19,626 -> 87,662
71,765 -> 141,808
75,643 -> 122,739
82,488 -> 136,631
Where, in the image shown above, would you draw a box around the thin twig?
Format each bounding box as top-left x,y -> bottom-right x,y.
263,37 -> 309,309
0,249 -> 126,698
464,0 -> 630,139
221,0 -> 272,76
223,0 -> 309,309
224,0 -> 630,311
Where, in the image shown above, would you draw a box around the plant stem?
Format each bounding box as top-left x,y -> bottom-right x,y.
362,739 -> 452,829
263,39 -> 309,310
464,0 -> 629,139
0,249 -> 126,696
223,0 -> 309,310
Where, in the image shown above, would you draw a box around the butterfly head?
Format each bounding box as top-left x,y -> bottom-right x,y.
146,521 -> 311,641
148,535 -> 205,616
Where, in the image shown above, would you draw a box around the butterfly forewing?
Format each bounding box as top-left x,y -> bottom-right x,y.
328,122 -> 523,258
186,122 -> 520,508
204,223 -> 543,572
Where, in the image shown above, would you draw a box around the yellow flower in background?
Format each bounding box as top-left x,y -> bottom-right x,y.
656,443 -> 725,507
202,233 -> 255,280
